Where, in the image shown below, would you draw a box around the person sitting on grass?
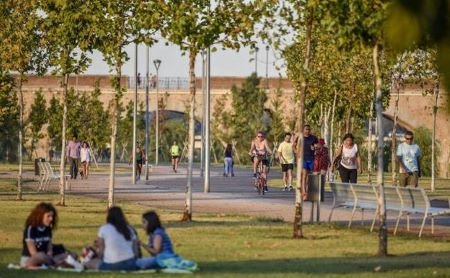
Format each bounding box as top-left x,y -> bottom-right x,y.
136,211 -> 175,269
21,202 -> 82,270
83,206 -> 139,271
135,210 -> 197,271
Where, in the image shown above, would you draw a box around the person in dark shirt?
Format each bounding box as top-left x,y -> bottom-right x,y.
21,202 -> 82,270
301,125 -> 318,200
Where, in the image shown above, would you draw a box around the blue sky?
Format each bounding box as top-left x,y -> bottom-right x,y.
85,39 -> 285,78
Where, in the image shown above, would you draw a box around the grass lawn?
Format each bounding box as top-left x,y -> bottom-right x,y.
1,194 -> 450,277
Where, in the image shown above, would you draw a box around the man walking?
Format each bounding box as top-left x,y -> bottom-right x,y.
66,135 -> 81,179
397,131 -> 421,187
278,133 -> 295,191
300,125 -> 317,200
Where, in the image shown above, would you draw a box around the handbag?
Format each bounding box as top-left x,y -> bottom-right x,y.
332,145 -> 343,172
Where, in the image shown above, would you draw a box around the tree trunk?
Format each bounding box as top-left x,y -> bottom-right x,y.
373,44 -> 387,256
345,106 -> 352,134
293,9 -> 313,239
182,50 -> 196,222
329,90 -> 337,167
367,101 -> 373,184
17,76 -> 24,200
431,81 -> 439,192
59,73 -> 69,206
108,64 -> 122,208
391,80 -> 400,186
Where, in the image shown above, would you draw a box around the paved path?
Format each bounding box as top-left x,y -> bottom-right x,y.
10,163 -> 450,236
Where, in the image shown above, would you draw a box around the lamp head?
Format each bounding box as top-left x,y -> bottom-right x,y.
153,59 -> 161,70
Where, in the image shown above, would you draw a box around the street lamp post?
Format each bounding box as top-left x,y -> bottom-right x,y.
132,44 -> 138,184
153,59 -> 161,166
265,45 -> 269,90
204,48 -> 211,193
200,50 -> 206,177
145,46 -> 150,180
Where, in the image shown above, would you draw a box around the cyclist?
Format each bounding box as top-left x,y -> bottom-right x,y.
249,131 -> 272,191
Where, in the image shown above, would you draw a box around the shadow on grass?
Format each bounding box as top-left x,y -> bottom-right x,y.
200,251 -> 450,275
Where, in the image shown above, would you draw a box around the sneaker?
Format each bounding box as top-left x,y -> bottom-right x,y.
282,186 -> 288,191
223,173 -> 227,177
264,186 -> 269,193
253,173 -> 257,178
65,255 -> 84,270
289,185 -> 294,191
231,173 -> 235,177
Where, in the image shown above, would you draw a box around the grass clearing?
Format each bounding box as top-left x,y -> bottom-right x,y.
1,194 -> 450,277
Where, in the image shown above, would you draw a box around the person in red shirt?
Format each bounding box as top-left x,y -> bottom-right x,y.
313,138 -> 330,175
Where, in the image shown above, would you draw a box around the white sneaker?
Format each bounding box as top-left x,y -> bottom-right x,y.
282,186 -> 288,191
65,255 -> 84,270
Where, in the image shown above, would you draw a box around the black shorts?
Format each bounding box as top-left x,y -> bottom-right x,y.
281,163 -> 294,172
172,156 -> 179,160
136,159 -> 143,165
253,156 -> 268,166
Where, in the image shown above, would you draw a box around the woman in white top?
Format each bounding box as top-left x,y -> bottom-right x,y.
80,142 -> 92,180
84,206 -> 139,271
335,133 -> 362,183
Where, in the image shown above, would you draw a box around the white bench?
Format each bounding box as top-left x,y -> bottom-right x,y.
37,162 -> 71,192
329,182 -> 450,237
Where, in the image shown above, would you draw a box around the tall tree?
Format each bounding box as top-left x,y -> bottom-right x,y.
0,72 -> 19,162
47,96 -> 63,151
96,0 -> 159,208
274,0 -> 320,238
27,89 -> 48,160
229,74 -> 268,153
39,0 -> 99,205
324,0 -> 390,256
159,0 -> 272,221
0,0 -> 46,200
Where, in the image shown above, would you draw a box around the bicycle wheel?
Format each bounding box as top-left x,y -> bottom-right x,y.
256,178 -> 262,195
261,177 -> 266,195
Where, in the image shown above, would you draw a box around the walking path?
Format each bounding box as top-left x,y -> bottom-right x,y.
8,164 -> 450,236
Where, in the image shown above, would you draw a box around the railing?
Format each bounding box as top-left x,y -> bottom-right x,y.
128,77 -> 189,90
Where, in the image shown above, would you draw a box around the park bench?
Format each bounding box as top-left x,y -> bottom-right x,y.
37,162 -> 71,192
328,182 -> 450,237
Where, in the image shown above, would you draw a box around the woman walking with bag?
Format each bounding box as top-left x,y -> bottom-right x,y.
334,133 -> 362,183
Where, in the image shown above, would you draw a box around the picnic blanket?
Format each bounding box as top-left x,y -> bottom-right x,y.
8,262 -> 196,274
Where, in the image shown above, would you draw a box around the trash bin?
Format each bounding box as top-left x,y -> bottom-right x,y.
34,158 -> 45,176
307,174 -> 325,202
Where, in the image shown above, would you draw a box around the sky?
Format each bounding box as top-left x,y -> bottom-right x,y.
85,39 -> 286,78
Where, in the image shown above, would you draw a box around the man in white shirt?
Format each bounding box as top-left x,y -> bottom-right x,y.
397,131 -> 421,187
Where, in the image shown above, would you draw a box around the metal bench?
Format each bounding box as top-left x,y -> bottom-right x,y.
396,187 -> 450,237
329,182 -> 450,237
39,162 -> 71,191
328,182 -> 355,227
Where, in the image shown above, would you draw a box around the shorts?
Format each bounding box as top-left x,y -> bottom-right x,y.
281,164 -> 294,172
136,159 -> 143,165
399,172 -> 419,187
172,156 -> 179,160
303,160 -> 314,171
253,156 -> 268,166
98,257 -> 137,271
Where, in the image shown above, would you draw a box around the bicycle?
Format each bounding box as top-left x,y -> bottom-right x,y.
253,154 -> 271,195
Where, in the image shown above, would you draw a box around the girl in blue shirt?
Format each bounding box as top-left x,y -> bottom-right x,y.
136,211 -> 175,269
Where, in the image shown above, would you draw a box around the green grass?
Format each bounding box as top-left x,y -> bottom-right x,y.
1,195 -> 450,277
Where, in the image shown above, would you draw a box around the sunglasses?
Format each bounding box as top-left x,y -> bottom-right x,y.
405,137 -> 413,141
